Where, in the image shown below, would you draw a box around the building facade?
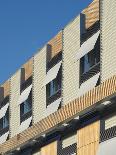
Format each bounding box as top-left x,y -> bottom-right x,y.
0,0 -> 116,154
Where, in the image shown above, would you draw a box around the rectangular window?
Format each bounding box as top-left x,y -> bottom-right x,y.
46,67 -> 62,98
80,45 -> 100,75
80,36 -> 100,83
0,109 -> 9,130
20,91 -> 32,117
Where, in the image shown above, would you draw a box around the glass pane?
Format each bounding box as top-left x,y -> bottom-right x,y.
24,101 -> 31,114
0,118 -> 3,129
89,51 -> 96,67
53,79 -> 58,93
47,68 -> 62,97
50,81 -> 54,96
83,54 -> 90,73
46,83 -> 50,98
57,69 -> 62,89
3,114 -> 9,128
20,103 -> 24,116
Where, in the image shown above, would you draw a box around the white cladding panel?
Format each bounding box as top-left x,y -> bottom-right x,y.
0,103 -> 9,119
18,84 -> 32,105
77,30 -> 100,60
43,61 -> 62,86
10,70 -> 21,137
0,131 -> 9,144
63,16 -> 80,104
77,72 -> 100,97
97,137 -> 116,155
18,116 -> 32,133
33,47 -> 46,123
101,0 -> 116,81
105,115 -> 116,130
46,98 -> 61,117
62,134 -> 77,148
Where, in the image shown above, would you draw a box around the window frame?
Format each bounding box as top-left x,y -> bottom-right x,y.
0,108 -> 9,130
80,36 -> 100,84
46,67 -> 62,99
20,90 -> 32,122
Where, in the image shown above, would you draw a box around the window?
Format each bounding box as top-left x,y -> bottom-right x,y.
80,36 -> 100,75
80,49 -> 100,74
58,134 -> 77,155
46,67 -> 62,98
20,91 -> 32,117
80,35 -> 100,84
0,109 -> 9,130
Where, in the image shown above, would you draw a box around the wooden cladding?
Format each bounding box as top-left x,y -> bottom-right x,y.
77,121 -> 100,155
0,75 -> 115,154
0,80 -> 10,102
22,58 -> 33,81
83,0 -> 99,29
41,141 -> 57,155
47,31 -> 63,61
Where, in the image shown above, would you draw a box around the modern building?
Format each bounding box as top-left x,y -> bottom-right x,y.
0,0 -> 116,154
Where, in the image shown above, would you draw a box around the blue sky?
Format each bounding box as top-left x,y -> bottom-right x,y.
0,0 -> 92,84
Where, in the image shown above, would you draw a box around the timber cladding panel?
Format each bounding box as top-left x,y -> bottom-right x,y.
77,121 -> 100,155
47,31 -> 63,60
33,47 -> 46,123
0,75 -> 115,154
0,80 -> 10,102
22,58 -> 33,81
83,0 -> 99,29
41,141 -> 57,155
1,80 -> 10,98
62,16 -> 80,104
9,70 -> 21,138
100,0 -> 116,82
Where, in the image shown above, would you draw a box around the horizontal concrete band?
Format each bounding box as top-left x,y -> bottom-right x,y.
0,75 -> 116,154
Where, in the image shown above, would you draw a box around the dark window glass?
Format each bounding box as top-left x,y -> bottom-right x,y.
0,109 -> 9,130
80,36 -> 100,75
46,67 -> 62,98
20,91 -> 32,116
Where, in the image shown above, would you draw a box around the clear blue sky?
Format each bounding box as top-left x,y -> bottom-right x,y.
0,0 -> 92,84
